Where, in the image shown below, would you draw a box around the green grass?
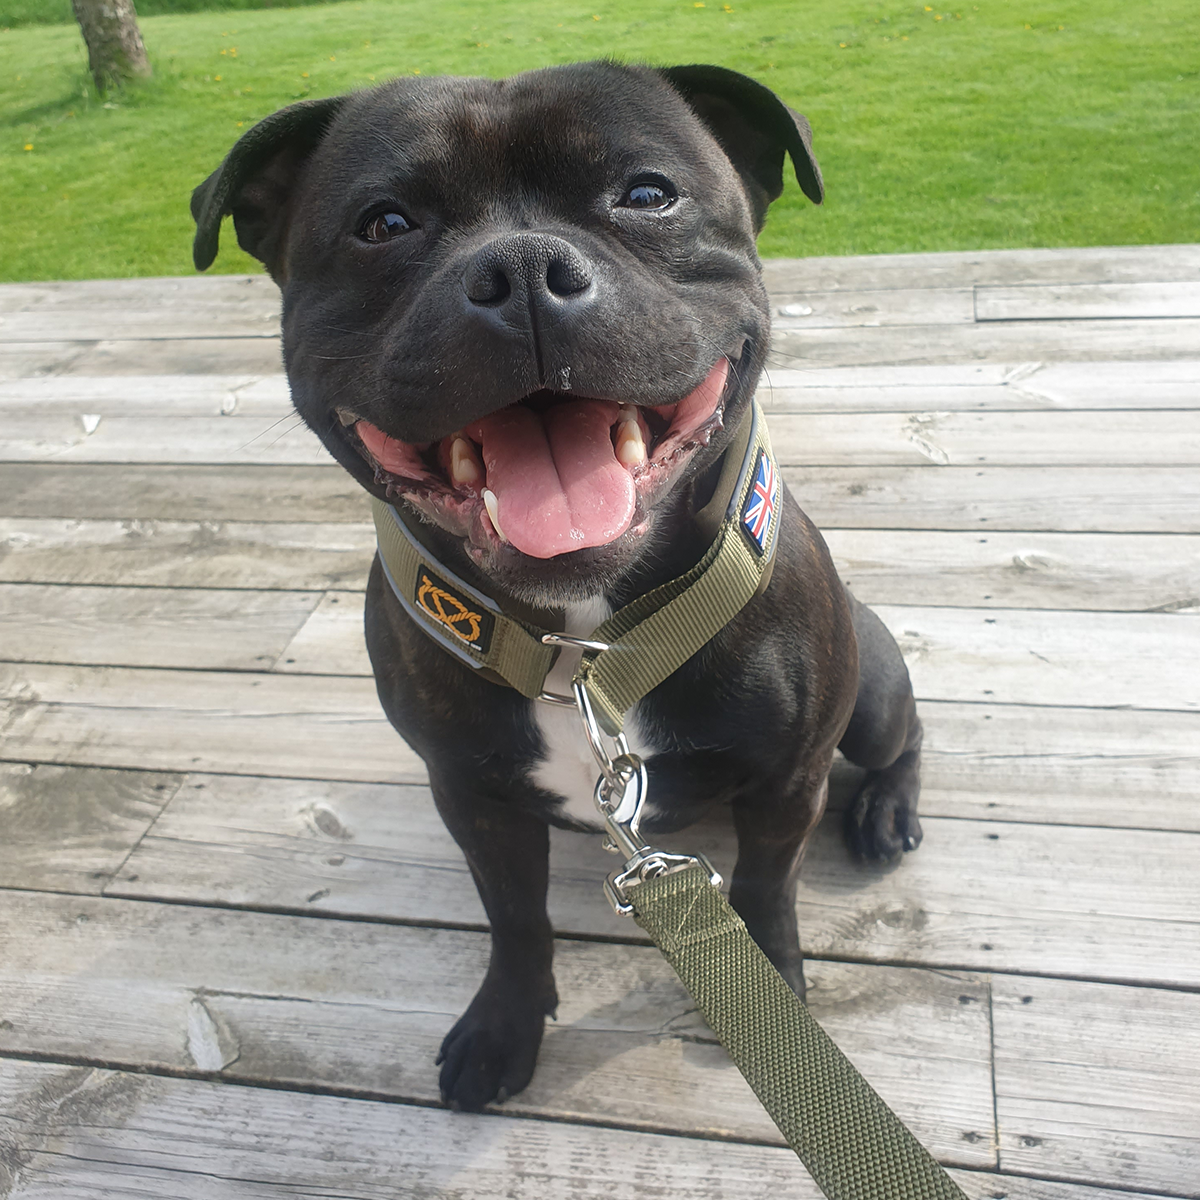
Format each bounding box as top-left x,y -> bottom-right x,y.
2,0 -> 1197,280
1,0 -> 331,29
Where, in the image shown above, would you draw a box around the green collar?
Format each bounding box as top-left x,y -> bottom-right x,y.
371,400 -> 780,737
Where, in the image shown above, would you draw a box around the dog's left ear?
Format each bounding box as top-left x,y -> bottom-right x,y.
191,95 -> 346,274
659,65 -> 823,228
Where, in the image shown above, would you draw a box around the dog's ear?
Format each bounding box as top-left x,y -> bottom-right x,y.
659,65 -> 823,227
191,96 -> 345,274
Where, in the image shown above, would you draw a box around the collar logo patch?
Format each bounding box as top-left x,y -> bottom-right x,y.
415,569 -> 494,654
741,447 -> 779,555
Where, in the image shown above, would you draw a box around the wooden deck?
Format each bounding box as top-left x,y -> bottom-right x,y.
1,244 -> 1198,1199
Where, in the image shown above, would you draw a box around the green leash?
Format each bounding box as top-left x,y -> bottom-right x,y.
628,866 -> 967,1200
373,402 -> 967,1199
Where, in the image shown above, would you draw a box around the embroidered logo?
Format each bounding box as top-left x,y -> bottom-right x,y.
415,569 -> 494,653
741,448 -> 779,555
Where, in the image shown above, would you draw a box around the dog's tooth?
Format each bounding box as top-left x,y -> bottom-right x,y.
450,436 -> 484,487
615,415 -> 647,467
336,409 -> 359,427
482,488 -> 508,542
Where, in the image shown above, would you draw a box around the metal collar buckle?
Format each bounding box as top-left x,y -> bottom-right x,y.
571,681 -> 721,916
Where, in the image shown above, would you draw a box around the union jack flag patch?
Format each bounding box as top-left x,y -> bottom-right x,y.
741,448 -> 779,555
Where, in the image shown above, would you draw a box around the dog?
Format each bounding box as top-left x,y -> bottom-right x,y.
192,61 -> 924,1114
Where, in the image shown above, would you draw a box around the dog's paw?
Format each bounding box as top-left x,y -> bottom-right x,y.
844,775 -> 923,863
436,985 -> 555,1112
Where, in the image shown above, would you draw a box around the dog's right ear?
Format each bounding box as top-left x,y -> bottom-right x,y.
191,96 -> 345,274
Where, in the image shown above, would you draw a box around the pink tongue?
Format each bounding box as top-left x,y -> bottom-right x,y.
466,399 -> 635,559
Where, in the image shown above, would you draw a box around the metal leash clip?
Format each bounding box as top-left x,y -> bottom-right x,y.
572,681 -> 721,916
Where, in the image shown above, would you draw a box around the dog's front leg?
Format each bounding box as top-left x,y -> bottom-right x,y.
429,772 -> 558,1111
729,761 -> 832,1001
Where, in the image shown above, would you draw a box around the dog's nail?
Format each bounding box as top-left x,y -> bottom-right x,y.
495,1086 -> 509,1103
450,436 -> 484,487
482,488 -> 507,542
615,412 -> 647,467
903,836 -> 916,851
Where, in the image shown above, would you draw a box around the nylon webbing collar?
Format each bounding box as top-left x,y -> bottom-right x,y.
371,401 -> 781,736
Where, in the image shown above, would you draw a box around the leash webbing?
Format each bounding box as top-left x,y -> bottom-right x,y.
626,865 -> 968,1200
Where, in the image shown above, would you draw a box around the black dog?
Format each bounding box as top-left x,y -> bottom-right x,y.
192,61 -> 923,1113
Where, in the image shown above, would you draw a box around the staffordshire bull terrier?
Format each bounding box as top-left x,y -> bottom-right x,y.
192,61 -> 924,1113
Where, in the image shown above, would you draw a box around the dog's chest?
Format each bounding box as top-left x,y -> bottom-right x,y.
530,596 -> 655,831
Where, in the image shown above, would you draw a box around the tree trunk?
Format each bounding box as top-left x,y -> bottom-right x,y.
72,0 -> 152,94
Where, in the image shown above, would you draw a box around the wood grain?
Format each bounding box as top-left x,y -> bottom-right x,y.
0,464 -> 364,523
0,373 -> 291,415
759,244 -> 1200,293
769,317 -> 1200,368
976,281 -> 1200,322
0,582 -> 319,672
0,519 -> 375,590
788,465 -> 1200,533
0,889 -> 996,1165
0,661 -> 424,784
0,762 -> 180,895
993,974 -> 1200,1197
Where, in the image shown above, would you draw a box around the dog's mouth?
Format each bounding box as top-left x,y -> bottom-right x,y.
341,358 -> 732,560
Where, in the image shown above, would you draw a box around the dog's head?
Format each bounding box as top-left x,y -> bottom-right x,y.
193,62 -> 821,603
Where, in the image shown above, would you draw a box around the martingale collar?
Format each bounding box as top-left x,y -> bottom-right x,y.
370,400 -> 781,737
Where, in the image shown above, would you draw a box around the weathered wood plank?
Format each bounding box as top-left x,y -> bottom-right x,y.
915,702 -> 1200,832
976,281 -> 1200,322
993,974 -> 1200,1197
61,336 -> 286,377
0,275 -> 281,341
761,359 -> 1200,411
774,410 -> 1200,467
876,604 -> 1200,712
9,521 -> 1190,612
6,462 -> 1197,534
828,530 -> 1200,612
0,518 -> 374,590
0,464 -> 363,523
760,244 -> 1200,293
795,816 -> 1200,988
789,465 -> 1200,533
0,341 -> 90,380
0,1062 -> 1157,1200
0,662 -> 423,784
0,1060 -> 822,1200
106,698 -> 1200,934
5,662 -> 1197,825
268,594 -> 1200,713
275,592 -> 365,674
769,317 -> 1200,367
770,287 -> 975,327
0,890 -> 996,1165
9,409 -> 1199,468
0,374 -> 292,415
0,583 -> 320,673
0,763 -> 180,895
0,413 -> 330,465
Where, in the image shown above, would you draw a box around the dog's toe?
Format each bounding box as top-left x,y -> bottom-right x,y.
845,778 -> 923,863
437,989 -> 548,1112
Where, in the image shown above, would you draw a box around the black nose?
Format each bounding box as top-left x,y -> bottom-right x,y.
463,233 -> 594,308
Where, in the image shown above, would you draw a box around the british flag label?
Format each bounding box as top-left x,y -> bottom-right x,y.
741,448 -> 779,556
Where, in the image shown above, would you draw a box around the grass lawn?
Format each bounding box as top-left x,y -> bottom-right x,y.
1,0 -> 1197,281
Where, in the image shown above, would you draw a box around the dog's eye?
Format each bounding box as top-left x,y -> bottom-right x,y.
360,211 -> 412,242
618,180 -> 676,211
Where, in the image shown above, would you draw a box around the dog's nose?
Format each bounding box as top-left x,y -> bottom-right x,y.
463,233 -> 594,309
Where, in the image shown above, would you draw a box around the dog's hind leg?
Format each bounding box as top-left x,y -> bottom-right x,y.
729,762 -> 832,1000
429,774 -> 559,1112
838,589 -> 924,862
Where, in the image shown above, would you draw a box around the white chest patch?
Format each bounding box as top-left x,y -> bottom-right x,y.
530,596 -> 655,831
